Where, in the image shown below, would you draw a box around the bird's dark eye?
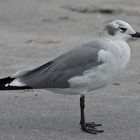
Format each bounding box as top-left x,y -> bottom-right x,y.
120,27 -> 127,33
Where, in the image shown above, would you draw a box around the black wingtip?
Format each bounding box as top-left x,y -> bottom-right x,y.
0,77 -> 32,90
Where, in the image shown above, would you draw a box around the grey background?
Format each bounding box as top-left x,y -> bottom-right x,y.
0,0 -> 140,139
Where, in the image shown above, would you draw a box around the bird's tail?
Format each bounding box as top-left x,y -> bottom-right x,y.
0,77 -> 32,90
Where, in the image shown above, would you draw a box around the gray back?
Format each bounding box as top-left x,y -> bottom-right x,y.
19,41 -> 105,88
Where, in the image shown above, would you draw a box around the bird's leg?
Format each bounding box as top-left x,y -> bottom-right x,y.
80,95 -> 103,134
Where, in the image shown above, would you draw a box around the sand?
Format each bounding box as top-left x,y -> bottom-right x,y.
0,0 -> 140,139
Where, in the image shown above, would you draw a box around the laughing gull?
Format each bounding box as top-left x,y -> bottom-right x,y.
0,20 -> 140,134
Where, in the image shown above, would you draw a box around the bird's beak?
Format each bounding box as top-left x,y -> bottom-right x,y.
130,32 -> 140,38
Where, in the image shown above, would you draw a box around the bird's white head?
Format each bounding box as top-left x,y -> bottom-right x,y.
104,20 -> 140,41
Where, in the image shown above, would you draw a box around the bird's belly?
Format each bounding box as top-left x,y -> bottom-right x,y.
68,64 -> 115,91
68,58 -> 128,91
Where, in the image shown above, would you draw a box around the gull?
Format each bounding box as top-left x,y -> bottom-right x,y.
0,20 -> 140,134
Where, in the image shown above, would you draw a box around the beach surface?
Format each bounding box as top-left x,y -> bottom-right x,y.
0,0 -> 140,139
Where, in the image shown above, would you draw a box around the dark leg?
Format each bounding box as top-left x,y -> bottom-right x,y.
80,95 -> 103,134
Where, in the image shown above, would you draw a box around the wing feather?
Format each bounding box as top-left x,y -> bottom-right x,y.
12,41 -> 105,88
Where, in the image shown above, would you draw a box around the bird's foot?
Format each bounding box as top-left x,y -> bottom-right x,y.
85,122 -> 102,127
81,122 -> 103,134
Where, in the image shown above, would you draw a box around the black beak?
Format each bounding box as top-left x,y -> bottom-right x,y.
130,32 -> 140,38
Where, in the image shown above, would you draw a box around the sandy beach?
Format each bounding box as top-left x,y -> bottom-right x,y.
0,0 -> 140,139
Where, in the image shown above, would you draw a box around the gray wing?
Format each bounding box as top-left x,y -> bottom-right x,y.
16,41 -> 105,88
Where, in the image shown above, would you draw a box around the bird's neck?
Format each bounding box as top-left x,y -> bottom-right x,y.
103,33 -> 130,42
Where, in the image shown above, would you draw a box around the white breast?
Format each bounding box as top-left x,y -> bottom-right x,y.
68,39 -> 131,92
